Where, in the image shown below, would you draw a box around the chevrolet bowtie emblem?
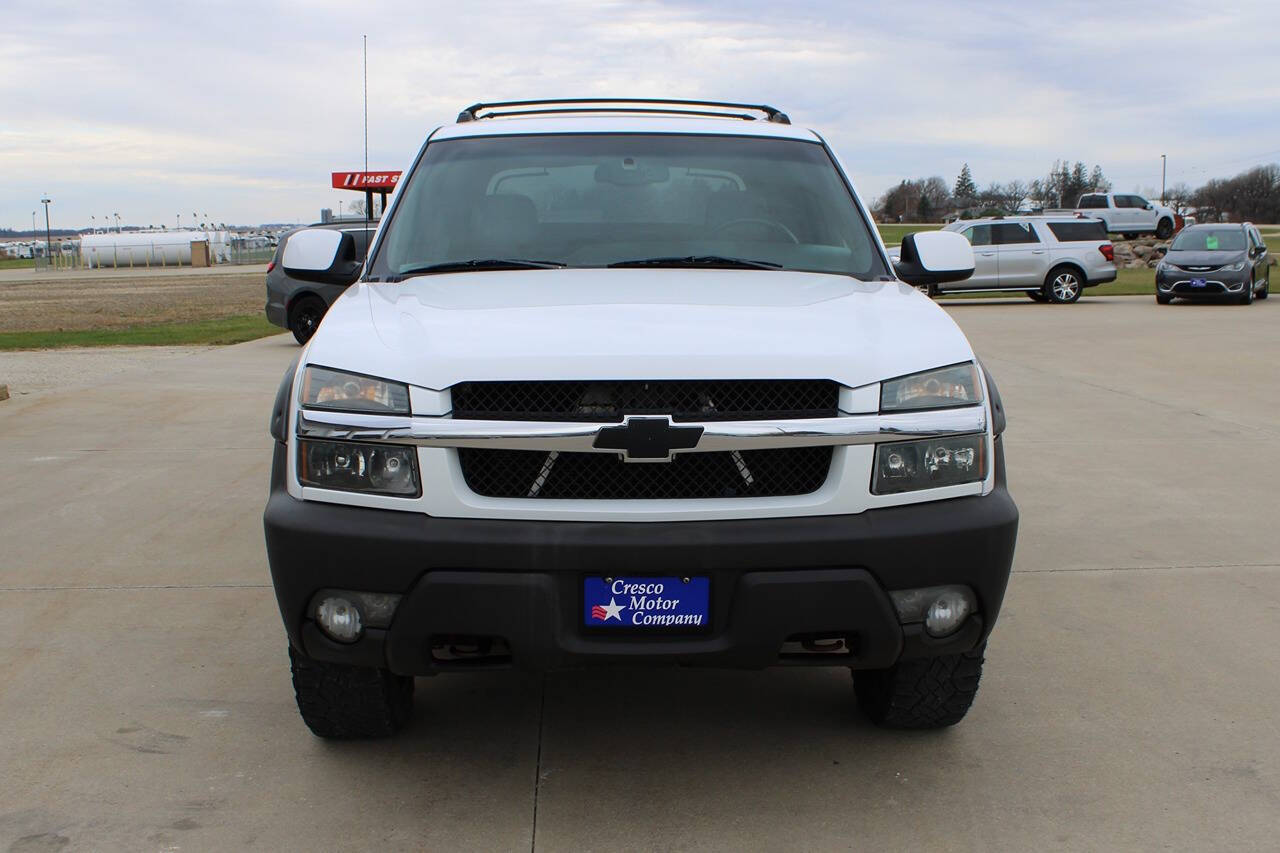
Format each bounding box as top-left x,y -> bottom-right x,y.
593,416 -> 704,462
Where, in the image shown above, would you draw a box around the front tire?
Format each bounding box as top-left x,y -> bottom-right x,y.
1044,266 -> 1083,303
1258,274 -> 1269,299
854,645 -> 986,729
1027,291 -> 1046,302
1156,290 -> 1173,305
1155,218 -> 1174,240
1239,277 -> 1255,305
288,295 -> 327,345
289,647 -> 414,739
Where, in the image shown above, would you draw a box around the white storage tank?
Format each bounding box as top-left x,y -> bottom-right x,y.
82,230 -> 231,267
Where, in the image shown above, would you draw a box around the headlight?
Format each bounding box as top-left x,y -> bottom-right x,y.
880,363 -> 982,412
302,366 -> 410,414
298,439 -> 421,496
1221,260 -> 1245,272
872,435 -> 986,494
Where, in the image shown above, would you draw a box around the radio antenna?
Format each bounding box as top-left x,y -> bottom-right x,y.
363,34 -> 370,257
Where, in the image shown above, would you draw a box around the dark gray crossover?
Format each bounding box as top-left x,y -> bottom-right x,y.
265,220 -> 377,343
1156,223 -> 1270,305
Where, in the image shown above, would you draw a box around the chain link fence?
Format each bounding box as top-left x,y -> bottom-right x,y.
11,235 -> 279,271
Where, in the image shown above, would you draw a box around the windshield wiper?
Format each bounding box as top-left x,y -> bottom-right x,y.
607,255 -> 782,270
392,258 -> 565,279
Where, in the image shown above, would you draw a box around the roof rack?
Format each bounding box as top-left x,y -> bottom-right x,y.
456,98 -> 791,125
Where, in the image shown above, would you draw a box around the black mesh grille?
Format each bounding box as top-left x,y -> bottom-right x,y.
451,380 -> 839,422
459,447 -> 833,500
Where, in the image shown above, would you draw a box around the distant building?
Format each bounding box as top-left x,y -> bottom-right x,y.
320,208 -> 334,224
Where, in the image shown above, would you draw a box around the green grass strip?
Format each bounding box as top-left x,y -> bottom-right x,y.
0,314 -> 283,350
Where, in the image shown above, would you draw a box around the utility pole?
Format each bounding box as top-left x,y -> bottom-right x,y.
1160,154 -> 1167,204
41,196 -> 53,267
32,211 -> 37,268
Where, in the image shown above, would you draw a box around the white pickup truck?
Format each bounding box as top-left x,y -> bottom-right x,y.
1072,192 -> 1177,240
265,98 -> 1019,738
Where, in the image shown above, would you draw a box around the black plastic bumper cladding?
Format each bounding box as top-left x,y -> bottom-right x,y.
264,439 -> 1017,674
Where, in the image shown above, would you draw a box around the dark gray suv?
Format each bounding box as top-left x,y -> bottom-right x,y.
1155,223 -> 1270,305
265,220 -> 376,343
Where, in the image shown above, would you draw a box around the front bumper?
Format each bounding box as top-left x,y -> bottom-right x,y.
1156,268 -> 1249,297
264,440 -> 1018,674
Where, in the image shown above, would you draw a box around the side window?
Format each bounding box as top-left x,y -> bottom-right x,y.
1078,195 -> 1104,209
962,225 -> 992,247
993,223 -> 1039,244
1120,195 -> 1148,209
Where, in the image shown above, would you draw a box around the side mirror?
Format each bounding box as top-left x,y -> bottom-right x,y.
282,229 -> 362,284
1144,204 -> 1153,210
893,231 -> 975,286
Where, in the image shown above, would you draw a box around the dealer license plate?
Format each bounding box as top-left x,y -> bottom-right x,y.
583,576 -> 710,629
1190,278 -> 1207,288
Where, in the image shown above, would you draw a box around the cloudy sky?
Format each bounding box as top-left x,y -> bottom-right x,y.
3,0 -> 1278,229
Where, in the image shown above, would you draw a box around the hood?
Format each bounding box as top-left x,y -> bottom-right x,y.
304,268 -> 976,391
1165,250 -> 1246,268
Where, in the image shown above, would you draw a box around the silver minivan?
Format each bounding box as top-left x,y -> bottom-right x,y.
935,216 -> 1117,303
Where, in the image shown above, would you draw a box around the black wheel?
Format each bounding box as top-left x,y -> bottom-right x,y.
1044,266 -> 1083,303
1156,290 -> 1173,305
1155,218 -> 1174,240
1027,291 -> 1046,302
288,295 -> 326,345
854,645 -> 986,729
1239,276 -> 1255,305
1258,274 -> 1269,299
289,646 -> 414,739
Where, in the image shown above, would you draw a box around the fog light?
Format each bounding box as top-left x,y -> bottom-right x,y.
890,585 -> 976,638
315,596 -> 362,643
925,590 -> 972,638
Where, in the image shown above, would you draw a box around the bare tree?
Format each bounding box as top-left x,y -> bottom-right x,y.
1001,180 -> 1029,212
1163,182 -> 1194,215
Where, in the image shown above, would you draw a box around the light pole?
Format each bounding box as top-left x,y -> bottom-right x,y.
1160,154 -> 1167,204
41,196 -> 53,266
114,212 -> 121,232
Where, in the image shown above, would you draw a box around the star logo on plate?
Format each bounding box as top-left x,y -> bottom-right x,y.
590,597 -> 625,622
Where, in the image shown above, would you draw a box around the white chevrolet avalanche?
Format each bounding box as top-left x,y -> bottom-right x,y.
264,99 -> 1018,738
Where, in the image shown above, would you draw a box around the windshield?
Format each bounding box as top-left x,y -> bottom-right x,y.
1170,228 -> 1246,252
369,134 -> 888,280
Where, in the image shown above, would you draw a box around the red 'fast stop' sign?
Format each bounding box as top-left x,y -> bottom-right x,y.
331,171 -> 402,191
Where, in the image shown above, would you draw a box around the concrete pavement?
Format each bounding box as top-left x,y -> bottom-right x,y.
1,296 -> 1277,850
